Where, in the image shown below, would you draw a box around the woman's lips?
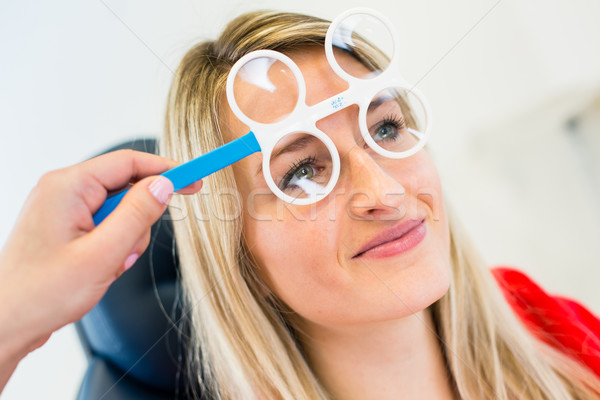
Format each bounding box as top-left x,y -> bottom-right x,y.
353,218 -> 427,259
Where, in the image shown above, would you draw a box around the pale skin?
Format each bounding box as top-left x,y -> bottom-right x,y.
226,47 -> 456,399
0,150 -> 202,394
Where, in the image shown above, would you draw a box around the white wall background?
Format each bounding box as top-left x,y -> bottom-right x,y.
1,0 -> 599,399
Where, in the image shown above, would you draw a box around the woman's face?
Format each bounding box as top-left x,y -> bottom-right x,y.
225,46 -> 451,329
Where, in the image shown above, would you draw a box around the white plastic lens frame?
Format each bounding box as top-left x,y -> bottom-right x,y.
226,7 -> 432,206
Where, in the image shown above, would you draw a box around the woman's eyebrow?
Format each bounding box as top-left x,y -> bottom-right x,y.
255,135 -> 320,176
367,95 -> 394,113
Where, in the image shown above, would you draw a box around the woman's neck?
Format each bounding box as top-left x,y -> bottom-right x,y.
298,307 -> 457,400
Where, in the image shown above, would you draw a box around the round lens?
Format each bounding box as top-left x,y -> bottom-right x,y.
232,56 -> 299,124
268,132 -> 334,202
365,87 -> 427,155
330,13 -> 394,79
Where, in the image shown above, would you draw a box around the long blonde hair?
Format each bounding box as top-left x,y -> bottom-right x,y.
162,10 -> 600,399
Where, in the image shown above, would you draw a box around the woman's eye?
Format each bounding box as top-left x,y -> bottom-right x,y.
279,156 -> 319,191
372,115 -> 406,142
294,165 -> 314,180
374,124 -> 397,141
372,116 -> 405,142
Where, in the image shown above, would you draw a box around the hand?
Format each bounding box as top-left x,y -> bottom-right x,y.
0,149 -> 202,389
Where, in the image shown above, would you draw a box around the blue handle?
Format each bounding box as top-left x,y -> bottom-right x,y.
92,132 -> 261,226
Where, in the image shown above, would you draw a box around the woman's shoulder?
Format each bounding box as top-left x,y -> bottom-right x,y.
490,266 -> 600,376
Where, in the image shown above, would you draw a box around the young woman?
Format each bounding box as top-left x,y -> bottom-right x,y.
162,9 -> 600,400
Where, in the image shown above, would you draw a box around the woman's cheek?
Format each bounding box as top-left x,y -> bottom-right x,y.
253,219 -> 347,301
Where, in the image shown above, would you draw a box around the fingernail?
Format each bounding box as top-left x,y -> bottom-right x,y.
124,253 -> 139,272
148,176 -> 174,205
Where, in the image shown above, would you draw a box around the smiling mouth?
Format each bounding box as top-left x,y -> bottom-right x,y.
352,218 -> 426,259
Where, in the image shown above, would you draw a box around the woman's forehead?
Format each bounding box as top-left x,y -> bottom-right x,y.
286,47 -> 371,105
222,46 -> 370,140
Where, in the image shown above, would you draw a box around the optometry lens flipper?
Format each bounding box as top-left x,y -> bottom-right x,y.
92,132 -> 261,226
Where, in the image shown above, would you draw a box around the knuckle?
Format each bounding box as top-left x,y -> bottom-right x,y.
127,199 -> 149,224
138,232 -> 151,253
114,148 -> 135,158
105,148 -> 136,165
36,169 -> 68,193
125,194 -> 156,226
38,170 -> 61,185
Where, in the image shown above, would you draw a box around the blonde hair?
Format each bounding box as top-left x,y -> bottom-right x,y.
162,10 -> 600,399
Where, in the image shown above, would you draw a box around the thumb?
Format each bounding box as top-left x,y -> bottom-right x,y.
82,175 -> 174,273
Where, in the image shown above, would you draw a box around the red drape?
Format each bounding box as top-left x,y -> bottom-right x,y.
492,267 -> 600,377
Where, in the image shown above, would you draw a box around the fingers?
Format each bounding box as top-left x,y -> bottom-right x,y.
77,149 -> 177,193
114,230 -> 151,279
68,150 -> 203,276
176,179 -> 203,195
129,230 -> 151,261
77,175 -> 174,275
70,149 -> 202,216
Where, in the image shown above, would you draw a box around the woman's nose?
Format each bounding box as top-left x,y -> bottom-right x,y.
341,146 -> 407,220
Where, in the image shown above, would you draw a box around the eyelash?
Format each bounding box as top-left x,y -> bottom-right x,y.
280,155 -> 318,190
363,114 -> 406,148
377,114 -> 406,135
